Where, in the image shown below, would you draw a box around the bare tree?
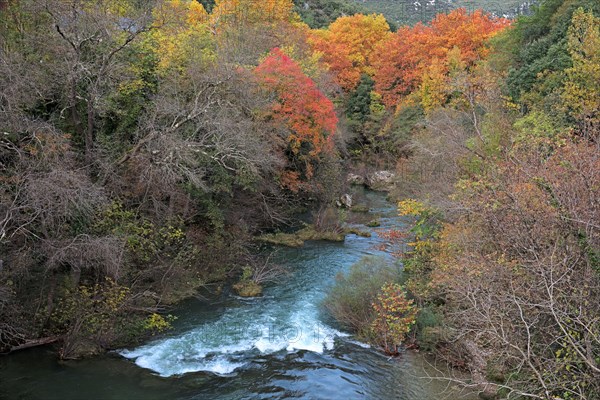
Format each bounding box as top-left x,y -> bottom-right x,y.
428,137 -> 600,399
38,0 -> 154,164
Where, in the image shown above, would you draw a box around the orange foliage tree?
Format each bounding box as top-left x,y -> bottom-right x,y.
309,14 -> 391,91
254,48 -> 338,189
373,9 -> 509,107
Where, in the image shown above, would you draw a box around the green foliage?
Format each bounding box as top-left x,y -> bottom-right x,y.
232,266 -> 263,297
52,279 -> 128,329
293,0 -> 368,28
323,256 -> 401,339
561,7 -> 600,136
381,103 -> 425,155
578,232 -> 600,275
99,39 -> 159,153
198,0 -> 216,12
324,257 -> 417,354
94,202 -> 185,262
504,0 -> 600,106
49,278 -> 173,357
142,313 -> 176,334
346,74 -> 376,123
351,0 -> 531,26
398,199 -> 440,241
414,305 -> 445,351
344,74 -> 389,152
366,218 -> 381,227
240,265 -> 254,281
513,110 -> 565,141
258,223 -> 346,247
394,199 -> 444,327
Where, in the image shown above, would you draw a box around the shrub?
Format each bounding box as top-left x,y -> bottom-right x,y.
371,283 -> 418,355
414,305 -> 445,351
323,256 -> 400,339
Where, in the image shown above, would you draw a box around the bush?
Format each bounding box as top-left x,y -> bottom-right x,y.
323,256 -> 400,339
371,283 -> 418,355
414,305 -> 445,351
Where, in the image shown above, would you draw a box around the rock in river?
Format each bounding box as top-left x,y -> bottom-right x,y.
336,193 -> 353,209
366,170 -> 395,191
346,173 -> 365,186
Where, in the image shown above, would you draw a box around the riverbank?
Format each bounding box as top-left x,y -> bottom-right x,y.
0,189 -> 476,400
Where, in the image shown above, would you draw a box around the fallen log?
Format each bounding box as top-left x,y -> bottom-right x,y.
2,336 -> 62,355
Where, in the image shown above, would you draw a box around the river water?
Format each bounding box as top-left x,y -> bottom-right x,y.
0,190 -> 471,400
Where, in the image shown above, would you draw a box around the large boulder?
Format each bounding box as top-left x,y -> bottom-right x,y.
366,170 -> 395,191
336,193 -> 353,208
346,173 -> 365,186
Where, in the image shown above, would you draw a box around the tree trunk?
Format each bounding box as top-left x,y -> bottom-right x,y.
85,100 -> 95,165
4,336 -> 62,354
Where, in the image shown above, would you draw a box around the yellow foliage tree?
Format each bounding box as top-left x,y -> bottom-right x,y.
151,0 -> 213,73
309,14 -> 391,91
419,58 -> 449,113
562,8 -> 600,139
210,0 -> 294,27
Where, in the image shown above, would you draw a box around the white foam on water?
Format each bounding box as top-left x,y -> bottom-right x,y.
344,338 -> 371,349
254,332 -> 288,354
121,340 -> 248,377
284,307 -> 347,353
120,300 -> 347,377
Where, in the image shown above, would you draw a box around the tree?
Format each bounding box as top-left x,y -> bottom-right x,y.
309,13 -> 391,91
346,74 -> 376,122
324,256 -> 401,339
1,0 -> 316,357
419,57 -> 449,113
504,0 -> 600,104
151,0 -> 211,73
292,0 -> 368,29
254,48 -> 338,189
371,23 -> 428,107
371,283 -> 418,355
38,0 -> 154,164
561,8 -> 600,140
372,9 -> 509,107
210,0 -> 294,27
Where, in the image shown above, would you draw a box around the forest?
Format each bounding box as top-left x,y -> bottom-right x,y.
0,0 -> 599,398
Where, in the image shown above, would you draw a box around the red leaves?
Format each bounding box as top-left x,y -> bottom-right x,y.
372,9 -> 510,107
254,48 -> 338,185
254,48 -> 338,189
376,229 -> 408,257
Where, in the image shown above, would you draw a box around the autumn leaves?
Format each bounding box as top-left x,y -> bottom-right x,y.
309,14 -> 391,91
150,1 -> 511,192
253,5 -> 509,189
308,9 -> 508,106
254,49 -> 337,189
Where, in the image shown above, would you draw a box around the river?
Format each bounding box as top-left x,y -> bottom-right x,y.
0,190 -> 471,400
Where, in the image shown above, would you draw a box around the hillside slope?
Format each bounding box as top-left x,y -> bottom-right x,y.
353,0 -> 535,25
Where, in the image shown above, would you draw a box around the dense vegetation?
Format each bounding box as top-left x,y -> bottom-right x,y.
374,0 -> 599,398
0,0 -> 345,358
1,0 -> 599,398
294,0 -> 368,28
320,0 -> 599,397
